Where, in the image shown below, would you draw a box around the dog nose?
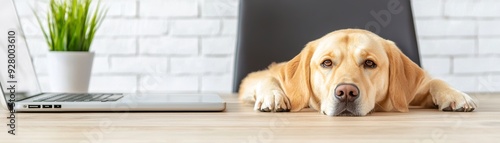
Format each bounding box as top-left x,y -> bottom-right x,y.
334,84 -> 359,102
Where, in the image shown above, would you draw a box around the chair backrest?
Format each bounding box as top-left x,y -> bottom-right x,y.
233,0 -> 420,92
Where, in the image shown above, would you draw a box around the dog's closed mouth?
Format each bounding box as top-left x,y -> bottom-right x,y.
334,109 -> 360,116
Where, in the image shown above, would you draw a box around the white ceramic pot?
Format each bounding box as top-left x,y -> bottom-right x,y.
47,51 -> 94,93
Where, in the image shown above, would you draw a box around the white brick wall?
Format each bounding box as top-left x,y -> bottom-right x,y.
101,0 -> 137,17
140,0 -> 198,18
421,58 -> 450,75
110,56 -> 168,73
454,57 -> 500,74
139,75 -> 198,92
92,38 -> 137,55
201,75 -> 232,92
478,21 -> 500,36
444,0 -> 500,18
98,19 -> 169,36
170,57 -> 231,74
221,19 -> 237,35
419,39 -> 475,56
170,19 -> 221,36
139,37 -> 198,55
412,0 -> 442,17
14,0 -> 500,93
479,38 -> 500,55
202,37 -> 236,55
201,0 -> 238,17
415,19 -> 476,37
413,0 -> 500,92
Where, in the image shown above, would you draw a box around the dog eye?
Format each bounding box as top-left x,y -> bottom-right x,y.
364,60 -> 377,68
321,60 -> 333,68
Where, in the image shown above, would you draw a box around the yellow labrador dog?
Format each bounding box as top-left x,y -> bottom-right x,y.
238,29 -> 477,116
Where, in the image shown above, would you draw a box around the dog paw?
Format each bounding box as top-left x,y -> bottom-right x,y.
254,90 -> 291,112
435,90 -> 477,112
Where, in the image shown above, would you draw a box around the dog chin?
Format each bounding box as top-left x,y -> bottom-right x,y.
323,110 -> 365,116
334,110 -> 362,116
323,106 -> 372,116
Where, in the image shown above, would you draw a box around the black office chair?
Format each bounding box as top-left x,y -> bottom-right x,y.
233,0 -> 420,92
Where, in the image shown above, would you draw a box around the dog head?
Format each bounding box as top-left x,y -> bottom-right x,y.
282,29 -> 424,116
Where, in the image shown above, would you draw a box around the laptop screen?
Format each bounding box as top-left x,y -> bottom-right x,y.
0,0 -> 42,108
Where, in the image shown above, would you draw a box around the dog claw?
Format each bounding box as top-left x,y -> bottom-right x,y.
455,107 -> 465,112
276,108 -> 284,112
260,107 -> 271,112
442,105 -> 475,112
442,106 -> 453,112
468,108 -> 475,112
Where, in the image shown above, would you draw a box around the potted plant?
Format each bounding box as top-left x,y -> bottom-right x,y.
35,0 -> 106,92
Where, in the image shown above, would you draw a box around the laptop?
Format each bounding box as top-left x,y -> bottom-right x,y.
0,0 -> 226,112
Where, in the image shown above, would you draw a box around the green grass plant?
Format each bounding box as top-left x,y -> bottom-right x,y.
35,0 -> 107,51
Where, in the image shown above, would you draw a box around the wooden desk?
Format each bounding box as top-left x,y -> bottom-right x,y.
1,93 -> 499,143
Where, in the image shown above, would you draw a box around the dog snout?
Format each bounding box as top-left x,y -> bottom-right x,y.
334,83 -> 359,102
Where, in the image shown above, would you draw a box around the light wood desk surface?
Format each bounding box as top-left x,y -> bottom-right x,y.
1,93 -> 500,143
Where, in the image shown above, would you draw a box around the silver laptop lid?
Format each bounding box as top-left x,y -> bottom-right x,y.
0,0 -> 42,110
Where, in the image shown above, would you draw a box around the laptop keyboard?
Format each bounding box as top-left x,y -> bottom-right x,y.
33,93 -> 123,102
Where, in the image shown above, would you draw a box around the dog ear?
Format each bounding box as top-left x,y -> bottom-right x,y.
273,41 -> 317,111
382,40 -> 425,112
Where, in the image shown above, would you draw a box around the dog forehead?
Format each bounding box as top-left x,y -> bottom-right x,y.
315,33 -> 375,54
